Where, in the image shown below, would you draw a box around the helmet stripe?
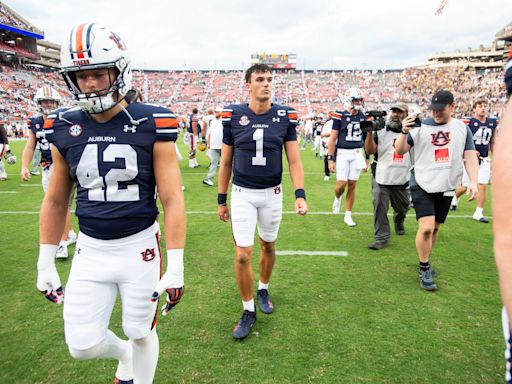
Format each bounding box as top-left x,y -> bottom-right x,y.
75,23 -> 86,59
84,23 -> 95,58
69,25 -> 76,60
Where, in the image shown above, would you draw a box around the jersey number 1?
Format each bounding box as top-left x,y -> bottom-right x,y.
76,144 -> 140,202
252,128 -> 267,166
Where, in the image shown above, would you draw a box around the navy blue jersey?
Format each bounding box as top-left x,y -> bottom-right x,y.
331,110 -> 367,149
187,114 -> 198,133
466,117 -> 497,158
44,103 -> 178,240
222,103 -> 298,189
313,121 -> 322,136
28,115 -> 53,164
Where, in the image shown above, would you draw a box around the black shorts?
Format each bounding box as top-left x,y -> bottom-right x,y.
410,186 -> 453,223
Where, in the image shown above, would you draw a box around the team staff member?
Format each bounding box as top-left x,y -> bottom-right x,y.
395,90 -> 478,291
364,102 -> 411,250
218,63 -> 307,340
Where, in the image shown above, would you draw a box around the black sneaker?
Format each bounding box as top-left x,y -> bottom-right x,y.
257,289 -> 274,314
449,205 -> 457,211
368,241 -> 387,250
419,268 -> 437,291
232,310 -> 256,339
114,379 -> 133,384
418,264 -> 437,278
394,221 -> 405,235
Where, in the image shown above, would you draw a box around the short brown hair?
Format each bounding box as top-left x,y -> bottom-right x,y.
472,98 -> 487,109
245,64 -> 272,83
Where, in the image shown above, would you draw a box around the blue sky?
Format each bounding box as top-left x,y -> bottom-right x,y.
5,0 -> 511,70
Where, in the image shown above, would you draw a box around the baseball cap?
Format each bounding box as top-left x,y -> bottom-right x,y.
389,102 -> 408,112
428,90 -> 454,110
214,106 -> 223,112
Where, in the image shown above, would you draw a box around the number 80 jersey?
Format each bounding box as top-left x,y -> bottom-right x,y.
222,104 -> 298,189
44,103 -> 178,240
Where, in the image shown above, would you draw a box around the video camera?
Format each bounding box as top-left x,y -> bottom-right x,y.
360,110 -> 387,133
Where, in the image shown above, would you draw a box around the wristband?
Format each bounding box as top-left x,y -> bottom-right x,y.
327,155 -> 334,161
38,244 -> 58,269
218,193 -> 227,206
295,188 -> 306,200
400,130 -> 408,135
166,249 -> 184,287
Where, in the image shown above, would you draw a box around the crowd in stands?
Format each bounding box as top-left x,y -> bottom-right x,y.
0,61 -> 508,137
0,5 -> 33,31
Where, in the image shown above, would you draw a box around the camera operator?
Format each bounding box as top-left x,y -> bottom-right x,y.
364,103 -> 411,250
395,90 -> 479,291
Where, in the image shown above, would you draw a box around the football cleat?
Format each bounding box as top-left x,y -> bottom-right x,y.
323,175 -> 330,181
114,379 -> 133,384
202,179 -> 214,186
344,215 -> 356,227
472,214 -> 489,223
257,289 -> 274,314
67,230 -> 77,246
449,205 -> 457,211
232,310 -> 257,340
4,152 -> 16,165
55,245 -> 68,259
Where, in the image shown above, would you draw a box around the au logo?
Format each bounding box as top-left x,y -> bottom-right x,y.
141,248 -> 156,262
431,131 -> 450,146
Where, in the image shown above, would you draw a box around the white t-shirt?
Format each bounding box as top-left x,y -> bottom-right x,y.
208,118 -> 223,150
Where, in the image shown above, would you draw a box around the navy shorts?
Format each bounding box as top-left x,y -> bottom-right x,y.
410,186 -> 453,223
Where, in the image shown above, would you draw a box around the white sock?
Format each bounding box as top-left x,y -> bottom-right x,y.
451,196 -> 459,206
345,210 -> 352,218
258,281 -> 269,290
474,207 -> 484,216
242,299 -> 255,312
132,329 -> 159,384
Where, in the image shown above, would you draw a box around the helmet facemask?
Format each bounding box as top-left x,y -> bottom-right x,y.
62,59 -> 130,114
38,100 -> 59,115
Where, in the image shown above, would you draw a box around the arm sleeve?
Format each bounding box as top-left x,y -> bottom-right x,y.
465,126 -> 476,150
221,108 -> 234,146
285,109 -> 298,141
153,109 -> 178,142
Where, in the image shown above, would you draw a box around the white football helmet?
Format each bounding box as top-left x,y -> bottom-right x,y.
343,87 -> 364,111
59,23 -> 132,114
34,86 -> 61,115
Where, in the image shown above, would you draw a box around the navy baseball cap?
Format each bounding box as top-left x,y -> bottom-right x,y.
428,90 -> 454,110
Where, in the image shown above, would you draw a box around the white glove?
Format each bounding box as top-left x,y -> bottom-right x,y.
37,244 -> 64,304
150,249 -> 184,316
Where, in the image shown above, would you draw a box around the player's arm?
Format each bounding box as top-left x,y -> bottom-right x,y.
217,143 -> 233,222
191,119 -> 198,136
21,130 -> 37,180
37,146 -> 72,304
494,97 -> 512,322
151,140 -> 186,315
364,131 -> 377,155
463,127 -> 479,201
285,140 -> 307,215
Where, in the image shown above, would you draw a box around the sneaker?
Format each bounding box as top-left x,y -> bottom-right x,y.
419,268 -> 437,291
472,214 -> 489,223
67,230 -> 77,246
181,185 -> 185,191
449,205 -> 457,211
202,179 -> 214,186
344,215 -> 356,227
257,289 -> 274,314
332,197 -> 341,214
394,221 -> 405,235
323,175 -> 330,181
418,264 -> 437,278
30,171 -> 40,176
55,244 -> 68,259
232,310 -> 257,340
368,241 -> 387,250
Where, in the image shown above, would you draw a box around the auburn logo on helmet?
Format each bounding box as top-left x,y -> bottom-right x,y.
431,131 -> 450,147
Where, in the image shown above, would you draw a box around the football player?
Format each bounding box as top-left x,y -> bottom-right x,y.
218,64 -> 307,340
37,24 -> 185,384
21,86 -> 77,259
187,108 -> 200,168
327,88 -> 368,226
495,48 -> 512,384
0,122 -> 16,180
450,99 -> 496,223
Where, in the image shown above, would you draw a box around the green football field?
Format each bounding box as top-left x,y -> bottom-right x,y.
0,139 -> 503,383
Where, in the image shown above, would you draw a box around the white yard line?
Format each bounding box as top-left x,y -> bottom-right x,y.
277,250 -> 348,256
0,191 -> 18,194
